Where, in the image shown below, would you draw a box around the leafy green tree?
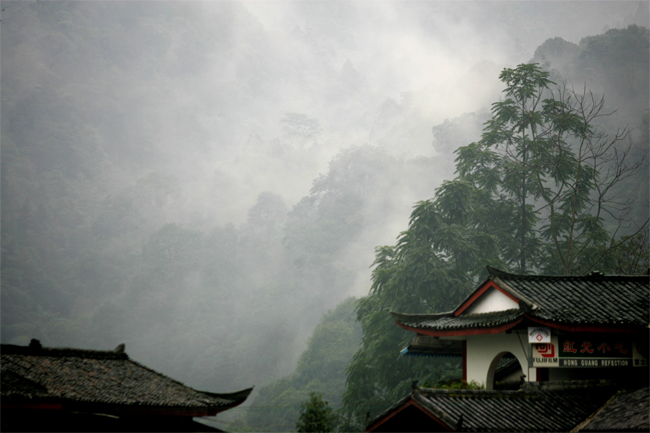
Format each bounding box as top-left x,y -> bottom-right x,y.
342,62 -> 645,426
341,198 -> 475,424
296,392 -> 335,433
455,63 -> 642,274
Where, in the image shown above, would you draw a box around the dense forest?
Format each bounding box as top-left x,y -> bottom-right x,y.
1,2 -> 648,432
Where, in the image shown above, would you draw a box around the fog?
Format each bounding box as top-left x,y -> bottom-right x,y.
1,0 -> 647,415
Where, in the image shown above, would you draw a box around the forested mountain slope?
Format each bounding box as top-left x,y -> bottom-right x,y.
1,4 -> 647,431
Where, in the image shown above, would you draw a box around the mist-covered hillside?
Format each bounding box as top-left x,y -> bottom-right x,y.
1,2 -> 648,425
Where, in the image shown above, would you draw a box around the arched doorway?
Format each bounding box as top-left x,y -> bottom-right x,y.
486,352 -> 523,390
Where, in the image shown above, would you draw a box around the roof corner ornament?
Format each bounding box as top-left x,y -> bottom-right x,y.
411,380 -> 420,391
113,343 -> 125,354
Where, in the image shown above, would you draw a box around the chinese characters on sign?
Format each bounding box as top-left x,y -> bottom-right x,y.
557,335 -> 635,367
532,335 -> 647,368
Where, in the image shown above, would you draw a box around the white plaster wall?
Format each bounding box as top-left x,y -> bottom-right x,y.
466,332 -> 533,389
464,287 -> 519,315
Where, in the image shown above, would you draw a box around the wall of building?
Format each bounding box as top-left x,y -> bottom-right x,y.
466,331 -> 537,390
463,287 -> 519,315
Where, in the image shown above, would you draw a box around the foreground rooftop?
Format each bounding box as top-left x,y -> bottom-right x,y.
368,380 -> 649,432
1,340 -> 253,431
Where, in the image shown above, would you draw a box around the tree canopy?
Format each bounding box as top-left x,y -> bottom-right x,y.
296,392 -> 335,433
341,62 -> 648,427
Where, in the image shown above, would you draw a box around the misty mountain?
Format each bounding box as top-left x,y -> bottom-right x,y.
1,3 -> 648,431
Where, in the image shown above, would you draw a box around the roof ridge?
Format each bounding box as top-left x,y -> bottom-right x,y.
522,379 -> 616,391
1,344 -> 128,360
419,388 -> 530,399
487,266 -> 650,280
390,311 -> 454,323
458,308 -> 522,318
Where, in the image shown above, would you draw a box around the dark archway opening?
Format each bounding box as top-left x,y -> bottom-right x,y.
493,353 -> 524,390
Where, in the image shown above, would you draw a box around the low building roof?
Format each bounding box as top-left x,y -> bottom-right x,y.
578,386 -> 650,432
367,381 -> 648,432
1,340 -> 253,418
393,308 -> 524,336
391,267 -> 649,336
487,268 -> 649,327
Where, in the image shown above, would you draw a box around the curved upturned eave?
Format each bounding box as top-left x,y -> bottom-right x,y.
394,317 -> 524,337
393,313 -> 646,337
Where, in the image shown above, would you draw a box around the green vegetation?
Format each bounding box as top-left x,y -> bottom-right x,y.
242,298 -> 361,432
341,58 -> 648,426
456,63 -> 642,275
296,392 -> 336,433
1,3 -> 647,431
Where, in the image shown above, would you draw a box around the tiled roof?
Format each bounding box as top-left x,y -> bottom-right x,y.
368,380 -> 624,432
392,308 -> 523,332
391,268 -> 649,333
579,386 -> 649,432
1,341 -> 252,416
489,267 -> 649,327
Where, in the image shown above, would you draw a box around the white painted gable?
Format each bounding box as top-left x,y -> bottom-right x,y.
463,287 -> 518,315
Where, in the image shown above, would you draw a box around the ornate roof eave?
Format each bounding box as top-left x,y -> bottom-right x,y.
2,387 -> 256,418
392,310 -> 646,337
389,311 -> 454,324
522,314 -> 647,334
396,316 -> 525,337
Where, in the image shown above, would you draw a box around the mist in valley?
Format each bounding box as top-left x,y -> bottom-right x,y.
2,1 -> 648,430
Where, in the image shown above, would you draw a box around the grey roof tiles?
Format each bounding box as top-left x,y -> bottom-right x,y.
391,268 -> 649,332
580,386 -> 650,432
490,268 -> 649,327
368,381 -> 649,432
1,342 -> 252,414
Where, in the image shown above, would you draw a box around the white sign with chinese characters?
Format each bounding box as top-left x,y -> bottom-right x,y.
528,326 -> 551,343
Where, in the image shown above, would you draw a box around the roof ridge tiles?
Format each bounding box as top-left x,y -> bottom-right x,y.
389,311 -> 454,322
419,388 -> 529,398
487,266 -> 649,280
522,379 -> 617,391
1,343 -> 129,360
456,308 -> 522,318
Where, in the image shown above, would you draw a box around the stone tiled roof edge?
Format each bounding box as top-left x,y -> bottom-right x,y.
413,391 -> 461,427
201,386 -> 255,403
522,379 -> 617,391
366,389 -> 461,432
389,310 -> 454,323
365,392 -> 416,430
491,276 -> 538,309
392,308 -> 525,331
1,343 -> 128,360
2,342 -> 255,410
1,342 -> 195,392
487,266 -> 650,281
415,380 -> 619,398
419,387 -> 529,398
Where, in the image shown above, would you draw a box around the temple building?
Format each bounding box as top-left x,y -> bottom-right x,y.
1,340 -> 253,432
367,267 -> 649,432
